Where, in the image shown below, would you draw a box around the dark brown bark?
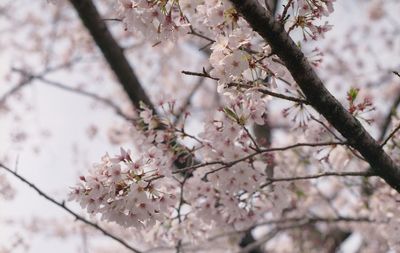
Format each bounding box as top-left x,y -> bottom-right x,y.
229,0 -> 400,193
68,0 -> 197,173
69,0 -> 154,110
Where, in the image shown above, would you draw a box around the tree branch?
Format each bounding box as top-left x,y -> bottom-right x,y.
260,171 -> 373,188
0,163 -> 142,253
69,0 -> 153,110
238,215 -> 376,253
11,68 -> 135,123
229,0 -> 400,193
68,0 -> 199,173
379,90 -> 400,142
181,70 -> 309,104
173,75 -> 206,126
173,141 -> 346,175
1,58 -> 81,105
381,123 -> 400,147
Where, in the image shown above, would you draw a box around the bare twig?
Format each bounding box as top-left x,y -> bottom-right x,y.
0,163 -> 142,253
0,76 -> 33,105
200,141 -> 347,180
310,116 -> 366,161
379,76 -> 400,142
257,88 -> 309,104
181,70 -> 218,80
173,74 -> 207,126
1,58 -> 82,105
260,171 -> 374,188
238,215 -> 376,253
181,70 -> 309,104
381,124 -> 400,147
188,27 -> 216,43
102,18 -> 123,22
279,0 -> 293,23
11,68 -> 135,123
173,141 -> 346,175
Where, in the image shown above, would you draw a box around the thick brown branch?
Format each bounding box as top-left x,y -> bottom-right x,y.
229,0 -> 400,192
69,0 -> 153,110
69,0 -> 198,172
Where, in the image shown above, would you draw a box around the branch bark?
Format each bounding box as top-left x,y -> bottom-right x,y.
229,0 -> 400,193
68,0 -> 198,172
69,0 -> 153,110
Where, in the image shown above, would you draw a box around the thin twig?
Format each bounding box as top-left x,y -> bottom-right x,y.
181,70 -> 218,80
279,0 -> 293,23
177,175 -> 189,223
181,70 -> 309,104
310,116 -> 366,161
174,73 -> 207,126
200,141 -> 347,180
12,68 -> 136,123
260,171 -> 374,188
243,216 -> 377,253
0,76 -> 33,105
0,163 -> 142,253
188,26 -> 216,43
381,124 -> 400,147
257,88 -> 309,104
1,58 -> 82,105
173,141 -> 346,175
242,125 -> 261,151
102,18 -> 123,22
379,91 -> 400,142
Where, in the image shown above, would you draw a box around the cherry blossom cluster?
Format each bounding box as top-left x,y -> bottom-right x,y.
70,98 -> 286,238
187,118 -> 272,229
222,90 -> 267,125
116,0 -> 336,116
68,0 -> 398,251
68,146 -> 178,229
117,0 -> 189,42
5,0 -> 400,252
70,0 -> 340,234
346,87 -> 375,124
284,0 -> 335,40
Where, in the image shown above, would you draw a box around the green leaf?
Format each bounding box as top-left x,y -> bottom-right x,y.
223,107 -> 239,122
347,87 -> 359,102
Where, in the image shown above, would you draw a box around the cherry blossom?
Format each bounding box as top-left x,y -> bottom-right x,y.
3,0 -> 400,252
